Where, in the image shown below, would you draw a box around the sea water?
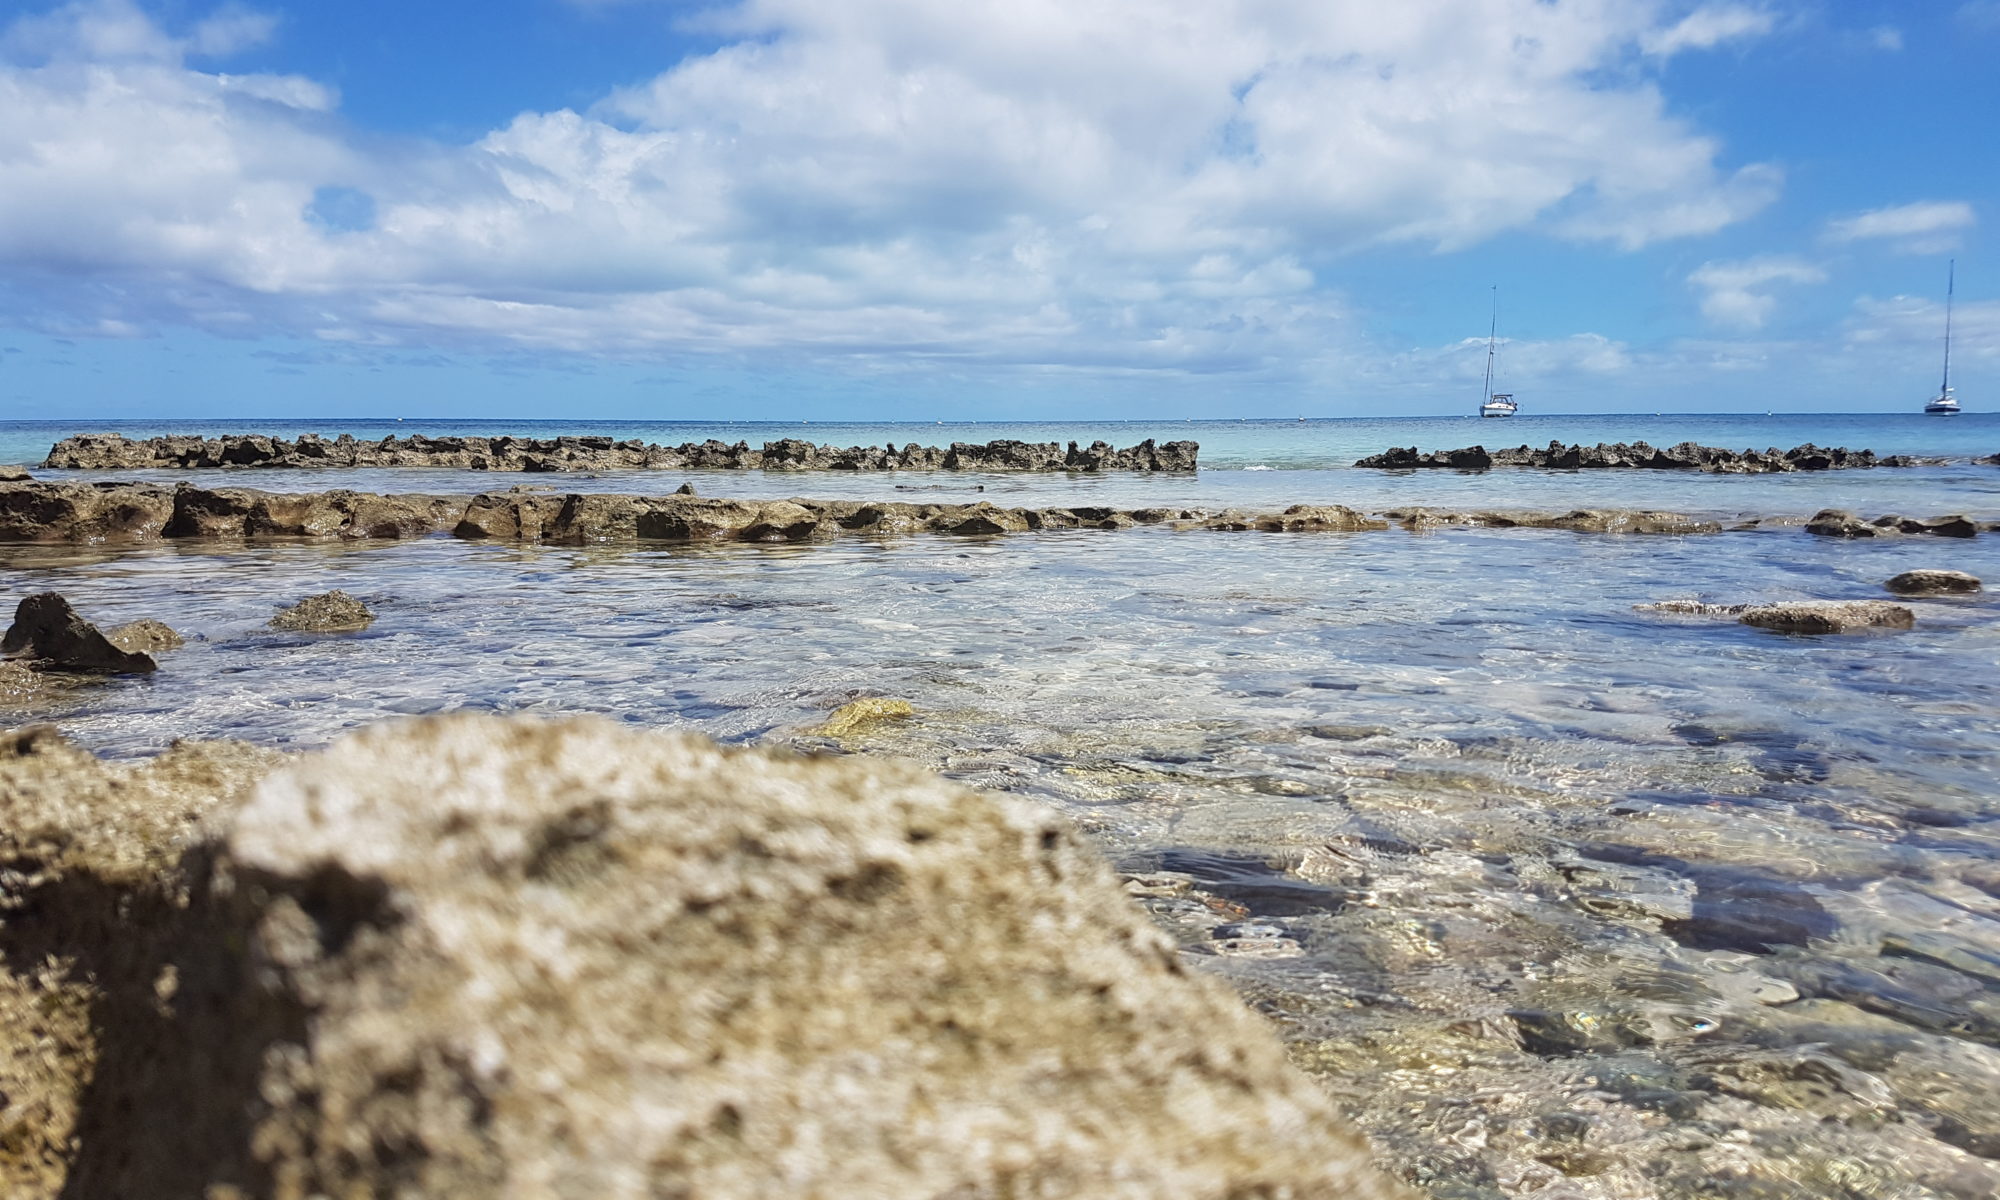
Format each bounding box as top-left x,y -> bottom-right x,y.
5,415 -> 2000,1197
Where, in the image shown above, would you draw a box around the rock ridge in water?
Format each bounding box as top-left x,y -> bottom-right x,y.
43,432 -> 1199,473
0,715 -> 1408,1200
1357,440 -> 1938,472
0,481 -> 1776,547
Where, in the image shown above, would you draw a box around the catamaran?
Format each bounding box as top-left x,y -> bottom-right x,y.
1477,287 -> 1518,417
1925,261 -> 1961,414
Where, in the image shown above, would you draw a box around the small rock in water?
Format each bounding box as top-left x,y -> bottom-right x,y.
269,590 -> 375,632
675,481 -> 697,495
1884,569 -> 1981,595
811,696 -> 915,737
0,592 -> 157,673
104,619 -> 185,654
1737,601 -> 1914,634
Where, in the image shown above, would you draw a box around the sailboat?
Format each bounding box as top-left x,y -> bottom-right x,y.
1925,261 -> 1961,414
1477,287 -> 1518,418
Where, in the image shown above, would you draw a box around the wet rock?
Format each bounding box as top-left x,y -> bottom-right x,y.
1737,601 -> 1914,634
0,481 -> 176,542
268,590 -> 374,633
0,716 -> 1405,1199
1359,441 -> 1903,473
0,593 -> 157,674
674,481 -> 696,495
1885,569 -> 1982,595
103,619 -> 184,655
1256,504 -> 1389,532
811,696 -> 916,737
1804,509 -> 1876,537
1634,600 -> 1748,617
44,433 -> 1200,473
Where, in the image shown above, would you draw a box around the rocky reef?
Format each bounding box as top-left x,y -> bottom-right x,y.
1357,440 -> 1936,472
0,715 -> 1407,1199
43,432 -> 1199,473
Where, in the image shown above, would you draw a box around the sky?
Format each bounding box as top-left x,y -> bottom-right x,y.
0,0 -> 1994,421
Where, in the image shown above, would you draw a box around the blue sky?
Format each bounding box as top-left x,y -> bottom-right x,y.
0,0 -> 1993,420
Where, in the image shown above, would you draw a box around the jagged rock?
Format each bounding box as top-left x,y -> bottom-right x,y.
0,716 -> 1407,1199
268,590 -> 374,633
1885,570 -> 1982,595
1808,510 -> 1979,538
104,619 -> 185,654
1738,601 -> 1914,634
1255,504 -> 1390,532
43,433 -> 1200,473
812,697 -> 916,737
674,481 -> 697,495
0,593 -> 157,673
0,480 -> 176,542
1359,440 -> 1911,473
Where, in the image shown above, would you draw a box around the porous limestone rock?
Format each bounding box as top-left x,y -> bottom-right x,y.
1885,569 -> 1982,595
0,716 -> 1410,1200
1738,601 -> 1915,634
0,593 -> 157,673
104,619 -> 185,654
268,590 -> 374,633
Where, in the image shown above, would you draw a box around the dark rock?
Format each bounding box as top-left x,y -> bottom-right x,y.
0,593 -> 157,673
44,433 -> 1199,473
268,591 -> 374,633
0,481 -> 176,542
1361,440 -> 1909,473
1885,569 -> 1982,595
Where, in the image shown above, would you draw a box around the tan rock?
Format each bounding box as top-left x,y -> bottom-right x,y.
268,590 -> 374,632
812,696 -> 916,737
0,716 -> 1409,1199
1738,601 -> 1914,634
104,618 -> 185,654
1885,569 -> 1982,595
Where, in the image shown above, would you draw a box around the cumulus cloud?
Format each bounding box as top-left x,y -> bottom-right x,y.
1824,200 -> 1976,253
1639,4 -> 1775,55
0,0 -> 1785,378
1688,256 -> 1826,330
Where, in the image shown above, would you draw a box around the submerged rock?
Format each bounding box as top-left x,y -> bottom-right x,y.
811,696 -> 916,737
1885,569 -> 1982,595
1738,601 -> 1915,634
0,716 -> 1406,1199
0,592 -> 157,673
269,589 -> 375,632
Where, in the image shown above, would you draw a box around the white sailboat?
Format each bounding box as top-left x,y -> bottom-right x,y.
1925,260 -> 1961,414
1478,287 -> 1518,418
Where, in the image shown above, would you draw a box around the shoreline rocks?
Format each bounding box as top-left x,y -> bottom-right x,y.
0,715 -> 1409,1199
1637,599 -> 1917,634
1805,509 -> 1978,538
44,432 -> 1200,473
1358,440 -> 1938,473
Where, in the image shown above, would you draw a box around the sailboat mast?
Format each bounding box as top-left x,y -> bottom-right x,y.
1483,286 -> 1497,401
1943,259 -> 1955,395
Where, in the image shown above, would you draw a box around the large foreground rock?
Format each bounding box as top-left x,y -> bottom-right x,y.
0,716 -> 1407,1199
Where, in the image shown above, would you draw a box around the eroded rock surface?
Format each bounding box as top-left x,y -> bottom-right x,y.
1807,509 -> 1980,538
268,590 -> 374,633
0,593 -> 157,673
1738,601 -> 1915,634
45,432 -> 1199,473
1885,569 -> 1983,595
1358,440 -> 1926,472
0,716 -> 1408,1200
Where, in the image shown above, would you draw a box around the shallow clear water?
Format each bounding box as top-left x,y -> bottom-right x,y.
8,518 -> 2000,1198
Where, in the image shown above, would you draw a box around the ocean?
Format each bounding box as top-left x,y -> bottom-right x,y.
7,412 -> 2000,1196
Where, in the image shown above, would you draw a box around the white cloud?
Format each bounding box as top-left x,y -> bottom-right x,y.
1639,5 -> 1775,55
1687,256 -> 1826,330
1868,26 -> 1903,51
0,0 -> 1785,379
1824,200 -> 1976,253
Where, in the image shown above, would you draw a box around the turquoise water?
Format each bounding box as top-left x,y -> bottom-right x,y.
6,412 -> 2000,1197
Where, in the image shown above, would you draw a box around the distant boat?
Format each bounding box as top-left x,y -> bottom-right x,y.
1477,286 -> 1518,418
1926,260 -> 1961,414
